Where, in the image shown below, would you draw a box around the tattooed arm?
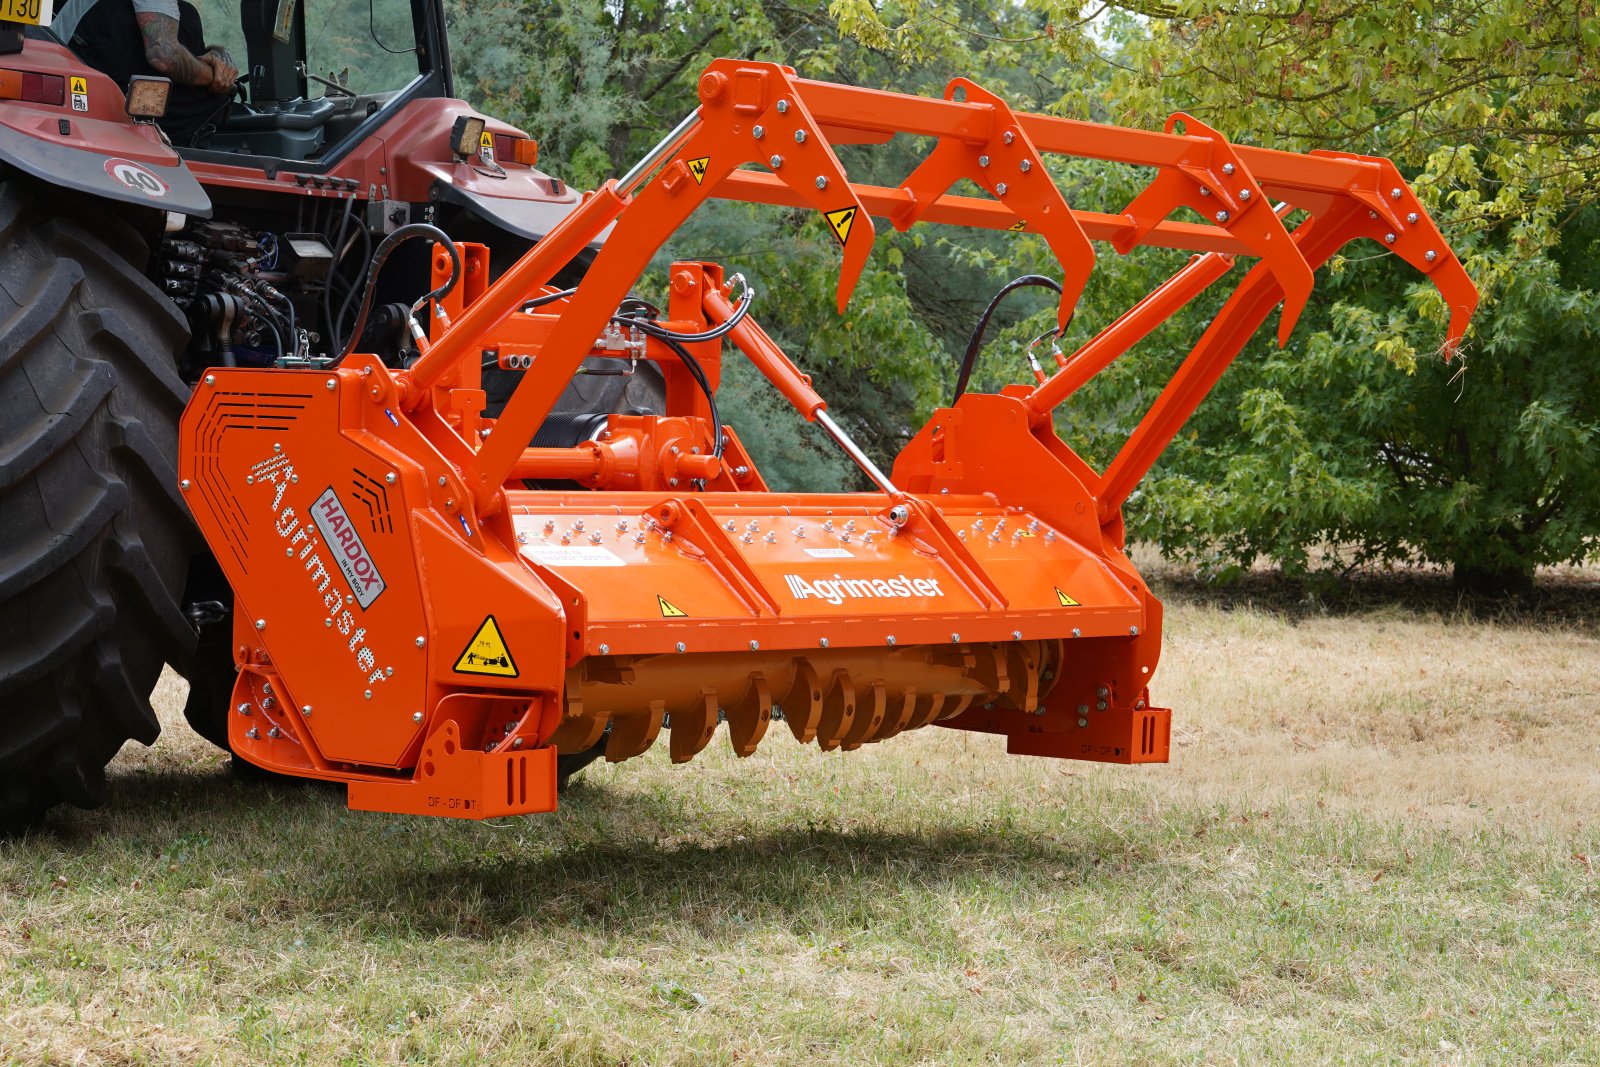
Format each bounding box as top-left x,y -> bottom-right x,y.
134,10 -> 213,87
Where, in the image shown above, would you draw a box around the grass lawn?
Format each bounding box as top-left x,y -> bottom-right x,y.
3,567 -> 1598,1065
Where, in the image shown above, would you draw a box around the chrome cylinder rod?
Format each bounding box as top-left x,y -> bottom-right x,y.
815,408 -> 899,496
617,110 -> 704,197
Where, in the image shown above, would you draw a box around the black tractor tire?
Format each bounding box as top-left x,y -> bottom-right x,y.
0,177 -> 199,827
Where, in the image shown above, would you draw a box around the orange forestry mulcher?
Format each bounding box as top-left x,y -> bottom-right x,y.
177,60 -> 1477,818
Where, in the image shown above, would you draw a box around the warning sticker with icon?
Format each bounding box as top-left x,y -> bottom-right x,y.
69,76 -> 88,112
1054,587 -> 1080,607
453,615 -> 519,677
656,595 -> 687,618
824,206 -> 857,245
686,156 -> 709,184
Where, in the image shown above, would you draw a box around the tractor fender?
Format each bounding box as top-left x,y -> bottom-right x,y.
0,41 -> 210,216
0,131 -> 210,216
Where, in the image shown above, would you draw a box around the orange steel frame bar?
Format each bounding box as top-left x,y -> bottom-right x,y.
395,60 -> 1475,530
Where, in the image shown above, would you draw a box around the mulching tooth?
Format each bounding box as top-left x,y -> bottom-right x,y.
670,689 -> 719,763
727,672 -> 773,757
607,700 -> 664,761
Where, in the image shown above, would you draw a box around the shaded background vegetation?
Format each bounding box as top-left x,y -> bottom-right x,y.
438,0 -> 1599,595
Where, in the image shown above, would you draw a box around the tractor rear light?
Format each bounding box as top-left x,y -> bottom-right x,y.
0,69 -> 65,105
125,76 -> 170,119
449,114 -> 486,159
493,133 -> 538,167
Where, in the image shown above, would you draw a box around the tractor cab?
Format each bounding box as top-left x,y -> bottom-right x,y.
44,0 -> 451,162
186,0 -> 449,162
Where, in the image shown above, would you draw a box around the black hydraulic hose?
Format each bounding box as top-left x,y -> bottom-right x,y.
337,223 -> 460,364
952,274 -> 1064,405
322,194 -> 356,350
653,332 -> 723,460
333,217 -> 374,352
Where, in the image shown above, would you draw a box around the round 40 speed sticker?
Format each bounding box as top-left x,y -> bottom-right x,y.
103,157 -> 170,199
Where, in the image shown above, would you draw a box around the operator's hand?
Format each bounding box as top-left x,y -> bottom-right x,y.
203,49 -> 239,95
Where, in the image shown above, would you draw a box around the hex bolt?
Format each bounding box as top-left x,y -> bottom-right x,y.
1002,131 -> 1015,145
512,738 -> 524,749
589,532 -> 603,544
1134,699 -> 1147,710
749,640 -> 760,651
769,155 -> 783,169
246,727 -> 260,739
1019,159 -> 1032,172
1096,700 -> 1108,711
267,727 -> 281,739
1199,186 -> 1211,196
886,635 -> 896,646
1238,189 -> 1251,201
1012,630 -> 1023,641
302,705 -> 313,717
819,637 -> 830,648
598,644 -> 610,655
1077,704 -> 1090,715
236,703 -> 251,716
1425,249 -> 1438,262
1222,163 -> 1235,175
415,636 -> 426,647
752,125 -> 764,139
776,99 -> 789,113
815,176 -> 828,189
1216,210 -> 1230,223
996,182 -> 1009,195
1390,187 -> 1403,199
385,472 -> 396,484
254,618 -> 266,630
1071,628 -> 1082,638
951,633 -> 961,643
675,641 -> 687,653
1384,232 -> 1397,244
794,129 -> 807,144
412,711 -> 423,722
180,479 -> 192,491
1096,687 -> 1109,698
363,690 -> 372,700
1130,626 -> 1141,636
204,374 -> 216,385
325,378 -> 337,390
978,154 -> 990,167
1407,212 -> 1419,224
725,519 -> 737,531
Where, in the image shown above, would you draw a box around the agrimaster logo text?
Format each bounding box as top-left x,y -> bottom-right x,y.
784,573 -> 945,606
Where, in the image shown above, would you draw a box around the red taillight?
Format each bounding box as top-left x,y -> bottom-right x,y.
0,69 -> 66,105
493,133 -> 538,167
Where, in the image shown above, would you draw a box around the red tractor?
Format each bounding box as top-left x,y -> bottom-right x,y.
0,0 -> 604,823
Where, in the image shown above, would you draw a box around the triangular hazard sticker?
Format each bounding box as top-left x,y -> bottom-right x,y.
686,156 -> 709,185
657,595 -> 688,618
70,77 -> 88,95
1008,220 -> 1027,232
824,206 -> 857,245
1055,587 -> 1080,607
453,615 -> 519,677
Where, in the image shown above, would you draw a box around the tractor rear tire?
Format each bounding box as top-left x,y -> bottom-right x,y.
0,177 -> 198,828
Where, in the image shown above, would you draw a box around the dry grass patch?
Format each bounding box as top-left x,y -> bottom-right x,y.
3,576 -> 1598,1065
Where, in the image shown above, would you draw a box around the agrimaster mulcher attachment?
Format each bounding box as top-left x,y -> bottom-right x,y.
178,61 -> 1477,818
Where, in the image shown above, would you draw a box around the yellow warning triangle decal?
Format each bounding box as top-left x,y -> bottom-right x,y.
824,206 -> 857,245
686,156 -> 709,185
1055,587 -> 1080,607
453,615 -> 519,677
1008,220 -> 1027,232
70,77 -> 88,94
657,595 -> 688,618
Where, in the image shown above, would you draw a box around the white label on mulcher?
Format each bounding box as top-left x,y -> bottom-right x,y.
523,544 -> 625,567
310,487 -> 387,608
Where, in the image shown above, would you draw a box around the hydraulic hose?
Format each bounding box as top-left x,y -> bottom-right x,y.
336,223 -> 461,364
953,274 -> 1064,405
